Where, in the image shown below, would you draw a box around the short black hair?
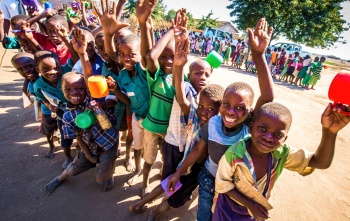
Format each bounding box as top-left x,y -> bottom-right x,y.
255,102 -> 292,131
79,27 -> 94,42
46,14 -> 69,29
200,84 -> 225,108
225,82 -> 254,107
119,34 -> 140,45
320,56 -> 326,62
62,72 -> 85,86
10,14 -> 29,28
314,56 -> 320,62
11,52 -> 34,66
189,59 -> 211,73
34,50 -> 60,67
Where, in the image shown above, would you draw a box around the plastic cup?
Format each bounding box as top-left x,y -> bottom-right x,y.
328,72 -> 350,115
206,50 -> 223,68
88,76 -> 109,98
44,2 -> 52,9
75,109 -> 96,129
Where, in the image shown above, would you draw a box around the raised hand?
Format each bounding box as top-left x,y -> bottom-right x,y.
321,103 -> 350,134
172,9 -> 188,44
93,0 -> 129,37
248,18 -> 273,54
71,28 -> 87,55
106,76 -> 117,91
54,24 -> 69,39
174,33 -> 189,66
21,21 -> 34,40
68,13 -> 82,26
136,0 -> 157,24
40,8 -> 57,18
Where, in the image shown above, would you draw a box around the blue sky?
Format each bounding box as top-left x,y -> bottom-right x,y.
163,0 -> 350,60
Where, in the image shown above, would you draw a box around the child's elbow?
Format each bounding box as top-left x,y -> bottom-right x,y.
146,51 -> 157,63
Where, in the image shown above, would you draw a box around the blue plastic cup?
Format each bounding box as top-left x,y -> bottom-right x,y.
44,2 -> 52,9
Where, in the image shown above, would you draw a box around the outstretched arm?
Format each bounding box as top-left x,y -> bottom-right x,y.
248,18 -> 275,116
55,24 -> 79,64
20,21 -> 43,52
308,103 -> 350,169
136,0 -> 156,68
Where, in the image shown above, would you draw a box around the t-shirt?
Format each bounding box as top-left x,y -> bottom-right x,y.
0,0 -> 25,20
164,82 -> 198,151
2,36 -> 20,49
72,55 -> 104,75
33,32 -> 71,65
34,59 -> 73,115
141,66 -> 174,134
271,51 -> 278,63
200,115 -> 249,177
117,62 -> 149,120
310,61 -> 323,78
220,40 -> 226,52
235,42 -> 241,52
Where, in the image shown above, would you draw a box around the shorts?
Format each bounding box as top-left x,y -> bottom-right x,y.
167,163 -> 203,208
40,114 -> 58,136
161,141 -> 184,181
143,129 -> 164,164
57,119 -> 74,148
131,113 -> 145,150
66,143 -> 118,183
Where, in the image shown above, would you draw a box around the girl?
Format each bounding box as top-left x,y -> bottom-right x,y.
291,57 -> 303,84
295,55 -> 311,86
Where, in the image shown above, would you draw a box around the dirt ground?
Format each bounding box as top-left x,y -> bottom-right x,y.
0,47 -> 349,221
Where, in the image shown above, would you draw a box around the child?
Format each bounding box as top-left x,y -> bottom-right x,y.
291,57 -> 303,84
279,53 -> 292,81
272,49 -> 286,79
285,52 -> 299,83
302,56 -> 319,88
223,42 -> 231,65
294,55 -> 311,86
212,102 -> 350,221
166,18 -> 275,221
270,47 -> 279,71
33,50 -> 74,168
308,56 -> 326,90
45,72 -> 119,195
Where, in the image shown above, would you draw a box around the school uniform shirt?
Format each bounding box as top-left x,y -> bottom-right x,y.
72,55 -> 105,75
164,82 -> 198,152
214,136 -> 314,210
141,66 -> 174,134
33,32 -> 71,65
34,59 -> 73,115
310,61 -> 323,78
117,62 -> 149,120
2,36 -> 20,49
200,115 -> 249,177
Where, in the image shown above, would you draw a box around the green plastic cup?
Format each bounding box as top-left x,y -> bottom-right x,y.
206,50 -> 223,68
75,109 -> 96,129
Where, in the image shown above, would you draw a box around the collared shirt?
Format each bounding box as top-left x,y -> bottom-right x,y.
62,96 -> 118,151
72,55 -> 105,75
117,62 -> 149,120
33,32 -> 71,65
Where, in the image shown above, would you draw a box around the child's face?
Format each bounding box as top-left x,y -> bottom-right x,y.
13,57 -> 39,81
17,37 -> 36,54
118,42 -> 141,71
37,57 -> 62,83
249,113 -> 288,154
189,62 -> 211,92
220,89 -> 251,131
95,37 -> 111,62
45,20 -> 63,45
197,94 -> 220,126
158,43 -> 175,75
62,76 -> 87,105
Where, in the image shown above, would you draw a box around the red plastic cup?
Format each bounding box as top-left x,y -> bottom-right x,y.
328,72 -> 350,115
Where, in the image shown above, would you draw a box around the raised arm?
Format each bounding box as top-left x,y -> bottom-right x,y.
55,24 -> 79,64
0,10 -> 6,42
136,0 -> 156,68
248,18 -> 275,116
308,103 -> 350,169
94,0 -> 129,63
80,0 -> 88,27
20,21 -> 43,52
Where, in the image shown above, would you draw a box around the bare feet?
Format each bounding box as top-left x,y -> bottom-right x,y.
62,157 -> 73,169
104,177 -> 114,191
127,170 -> 142,186
129,202 -> 148,213
142,186 -> 150,199
45,176 -> 62,195
146,210 -> 156,221
125,158 -> 136,172
45,146 -> 56,159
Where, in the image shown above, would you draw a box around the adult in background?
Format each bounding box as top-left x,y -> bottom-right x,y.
0,0 -> 25,35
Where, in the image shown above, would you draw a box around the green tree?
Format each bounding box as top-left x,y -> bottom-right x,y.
165,9 -> 176,22
226,0 -> 348,48
124,0 -> 166,20
196,10 -> 220,30
186,12 -> 195,29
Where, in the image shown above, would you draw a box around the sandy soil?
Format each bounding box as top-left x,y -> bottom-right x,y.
0,47 -> 349,221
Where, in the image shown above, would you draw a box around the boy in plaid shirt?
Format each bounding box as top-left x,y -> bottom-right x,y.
45,72 -> 119,195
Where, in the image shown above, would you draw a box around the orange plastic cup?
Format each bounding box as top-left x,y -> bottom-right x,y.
88,76 -> 109,98
328,72 -> 350,115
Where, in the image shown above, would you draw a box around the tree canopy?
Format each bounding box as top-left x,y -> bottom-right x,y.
226,0 -> 348,48
196,10 -> 220,30
124,0 -> 166,20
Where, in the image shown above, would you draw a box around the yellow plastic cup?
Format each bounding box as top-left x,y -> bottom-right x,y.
88,76 -> 109,98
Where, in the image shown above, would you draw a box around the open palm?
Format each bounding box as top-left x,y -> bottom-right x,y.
248,18 -> 273,54
321,103 -> 350,133
136,0 -> 157,23
72,28 -> 87,55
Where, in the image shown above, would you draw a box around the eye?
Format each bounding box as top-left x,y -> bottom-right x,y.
257,126 -> 266,132
222,102 -> 229,107
198,104 -> 203,109
43,68 -> 48,71
274,132 -> 283,139
208,107 -> 214,112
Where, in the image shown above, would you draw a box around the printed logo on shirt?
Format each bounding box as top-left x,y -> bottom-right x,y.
158,82 -> 164,89
95,64 -> 100,70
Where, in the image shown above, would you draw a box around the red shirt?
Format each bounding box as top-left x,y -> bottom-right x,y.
33,32 -> 71,65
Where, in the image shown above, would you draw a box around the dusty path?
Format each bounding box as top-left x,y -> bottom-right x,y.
0,47 -> 349,221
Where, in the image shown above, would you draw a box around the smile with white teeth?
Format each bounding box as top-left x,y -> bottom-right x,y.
70,96 -> 81,101
225,116 -> 236,123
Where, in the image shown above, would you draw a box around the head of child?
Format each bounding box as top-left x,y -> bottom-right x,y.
304,55 -> 311,60
294,52 -> 300,58
34,50 -> 62,84
266,48 -> 271,54
249,102 -> 292,154
10,14 -> 28,30
197,84 -> 224,126
61,72 -> 87,105
220,82 -> 254,132
45,14 -> 69,45
320,56 -> 326,63
273,48 -> 278,52
314,56 -> 320,62
158,38 -> 175,75
113,27 -> 133,54
79,28 -> 96,60
11,53 -> 39,81
10,15 -> 36,54
95,32 -> 112,63
118,34 -> 141,72
187,59 -> 212,93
